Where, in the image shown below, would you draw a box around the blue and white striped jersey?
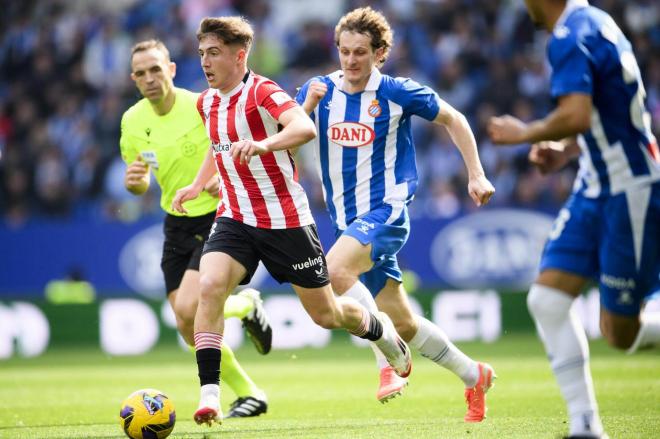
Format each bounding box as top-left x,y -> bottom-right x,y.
296,68 -> 440,229
549,0 -> 659,198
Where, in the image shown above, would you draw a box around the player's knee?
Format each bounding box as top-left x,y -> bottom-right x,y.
527,284 -> 573,322
326,262 -> 354,293
600,320 -> 636,350
198,274 -> 230,304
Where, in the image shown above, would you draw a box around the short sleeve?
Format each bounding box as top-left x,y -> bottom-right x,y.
389,77 -> 441,121
548,34 -> 593,98
119,114 -> 139,164
256,81 -> 298,120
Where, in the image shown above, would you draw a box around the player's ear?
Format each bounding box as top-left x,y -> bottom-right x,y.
236,48 -> 246,64
130,72 -> 137,82
169,61 -> 176,79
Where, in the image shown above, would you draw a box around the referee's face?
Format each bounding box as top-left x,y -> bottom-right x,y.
131,48 -> 175,103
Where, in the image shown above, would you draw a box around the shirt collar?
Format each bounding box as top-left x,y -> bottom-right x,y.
329,67 -> 382,93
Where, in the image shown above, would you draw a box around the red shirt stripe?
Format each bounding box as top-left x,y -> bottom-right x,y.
245,79 -> 300,228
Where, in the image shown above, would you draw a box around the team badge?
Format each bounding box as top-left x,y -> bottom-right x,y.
367,99 -> 381,117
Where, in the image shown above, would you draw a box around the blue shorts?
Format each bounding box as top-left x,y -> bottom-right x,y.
540,183 -> 660,316
336,204 -> 410,296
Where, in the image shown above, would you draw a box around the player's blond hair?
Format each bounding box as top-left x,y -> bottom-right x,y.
334,7 -> 393,66
131,39 -> 171,61
197,16 -> 253,52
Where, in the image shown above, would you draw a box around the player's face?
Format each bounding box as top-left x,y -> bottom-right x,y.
130,48 -> 175,102
337,31 -> 384,90
198,34 -> 246,92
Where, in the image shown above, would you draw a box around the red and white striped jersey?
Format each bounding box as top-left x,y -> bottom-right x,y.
197,71 -> 314,229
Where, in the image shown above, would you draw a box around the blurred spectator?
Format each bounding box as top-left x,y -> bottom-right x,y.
0,0 -> 657,224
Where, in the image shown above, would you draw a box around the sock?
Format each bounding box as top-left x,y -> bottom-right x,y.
527,284 -> 603,437
224,294 -> 254,319
409,316 -> 478,387
627,311 -> 660,354
351,309 -> 383,341
220,343 -> 261,397
195,332 -> 223,386
344,281 -> 389,369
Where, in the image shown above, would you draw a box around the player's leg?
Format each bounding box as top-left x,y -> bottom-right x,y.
527,195 -> 604,438
257,222 -> 411,377
292,282 -> 411,377
601,183 -> 660,354
326,234 -> 409,400
375,279 -> 495,421
167,244 -> 270,415
194,251 -> 247,426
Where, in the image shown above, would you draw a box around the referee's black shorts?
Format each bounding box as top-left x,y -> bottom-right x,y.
161,211 -> 216,295
202,217 -> 330,289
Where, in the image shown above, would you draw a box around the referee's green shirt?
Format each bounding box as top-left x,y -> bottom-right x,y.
119,88 -> 217,217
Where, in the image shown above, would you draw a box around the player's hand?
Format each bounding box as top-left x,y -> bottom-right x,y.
172,184 -> 202,214
231,139 -> 268,165
529,141 -> 569,175
124,155 -> 149,194
467,175 -> 495,207
304,81 -> 327,110
487,115 -> 528,145
204,175 -> 220,198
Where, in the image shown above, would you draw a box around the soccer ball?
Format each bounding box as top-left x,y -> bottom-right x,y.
119,389 -> 176,439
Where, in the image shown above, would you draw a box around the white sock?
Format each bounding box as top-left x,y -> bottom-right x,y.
344,281 -> 389,369
409,316 -> 478,387
627,311 -> 660,354
527,284 -> 603,437
199,384 -> 220,409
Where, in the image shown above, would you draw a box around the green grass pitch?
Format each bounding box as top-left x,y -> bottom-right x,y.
0,334 -> 658,438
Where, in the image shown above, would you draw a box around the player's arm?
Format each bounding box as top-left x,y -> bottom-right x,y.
231,106 -> 317,165
172,147 -> 217,214
488,94 -> 592,145
433,100 -> 495,206
124,155 -> 150,195
528,137 -> 581,175
300,81 -> 327,115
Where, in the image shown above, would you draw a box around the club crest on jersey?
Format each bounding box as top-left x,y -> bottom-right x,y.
367,99 -> 381,117
327,122 -> 375,148
211,141 -> 231,154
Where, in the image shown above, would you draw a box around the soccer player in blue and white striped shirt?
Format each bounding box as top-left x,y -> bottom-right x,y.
297,7 -> 496,422
489,1 -> 660,437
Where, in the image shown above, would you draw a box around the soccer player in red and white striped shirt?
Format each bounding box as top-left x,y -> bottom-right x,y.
171,16 -> 412,427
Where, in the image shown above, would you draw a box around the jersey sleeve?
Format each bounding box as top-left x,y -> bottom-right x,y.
390,77 -> 441,121
119,113 -> 139,164
196,90 -> 207,121
548,34 -> 593,98
256,80 -> 298,120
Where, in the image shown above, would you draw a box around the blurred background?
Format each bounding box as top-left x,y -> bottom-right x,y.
0,0 -> 658,357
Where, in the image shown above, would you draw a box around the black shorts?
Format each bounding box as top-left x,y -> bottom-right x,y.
161,211 -> 216,294
202,217 -> 330,289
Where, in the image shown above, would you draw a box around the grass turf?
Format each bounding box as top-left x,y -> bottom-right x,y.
0,333 -> 658,438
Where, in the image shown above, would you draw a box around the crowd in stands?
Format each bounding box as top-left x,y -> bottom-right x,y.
1,0 -> 658,227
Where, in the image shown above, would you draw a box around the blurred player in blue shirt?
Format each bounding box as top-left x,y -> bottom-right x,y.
489,1 -> 660,437
297,7 -> 496,422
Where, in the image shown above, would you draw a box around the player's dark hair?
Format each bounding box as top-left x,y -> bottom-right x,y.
131,39 -> 171,61
334,7 -> 393,66
197,16 -> 253,52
